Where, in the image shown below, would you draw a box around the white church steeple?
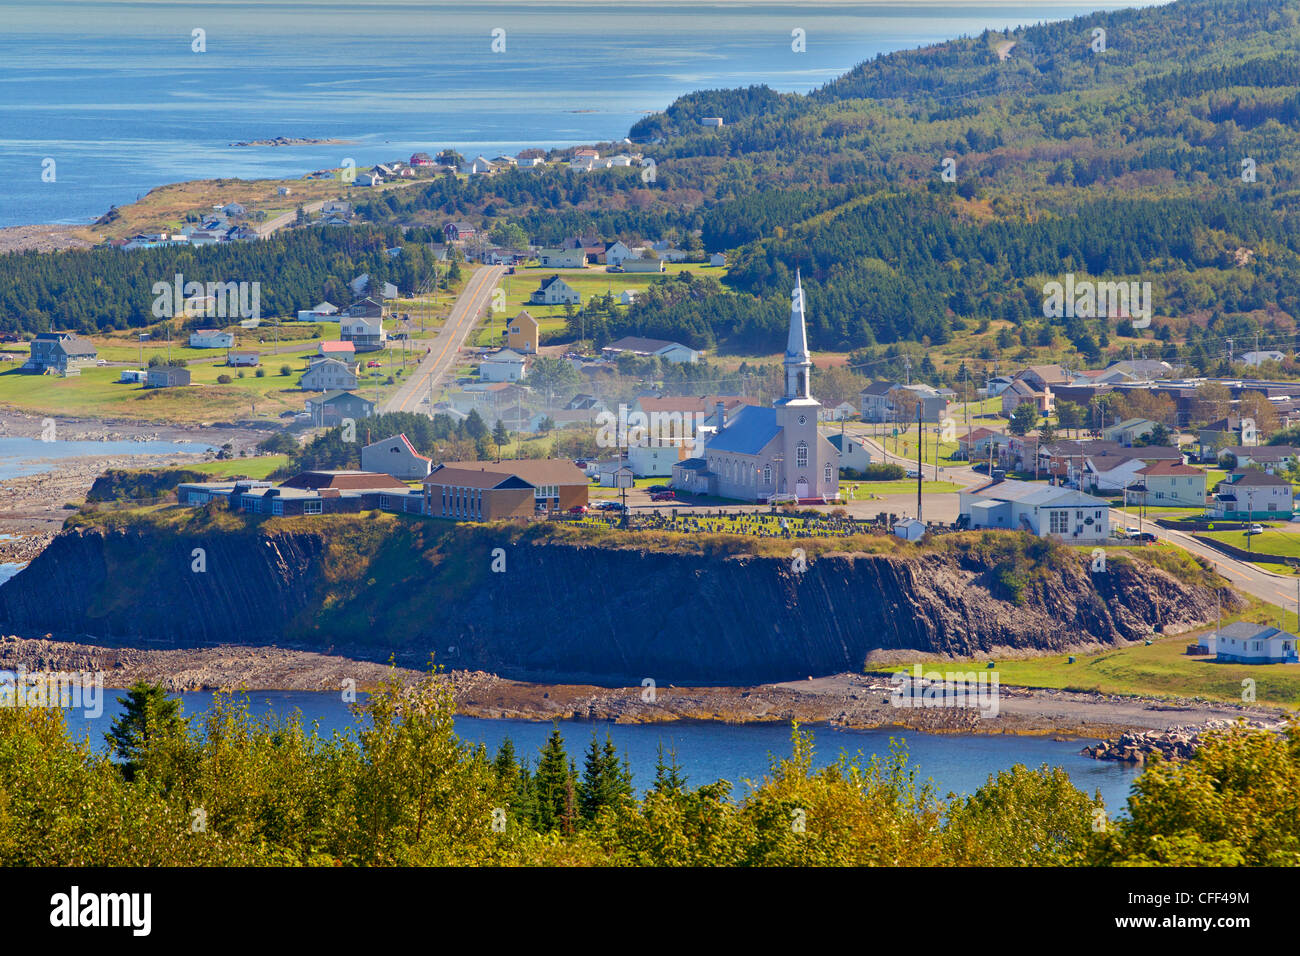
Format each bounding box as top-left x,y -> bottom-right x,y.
783,269 -> 812,401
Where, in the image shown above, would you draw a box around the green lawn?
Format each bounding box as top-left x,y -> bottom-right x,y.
1200,528 -> 1300,558
886,628 -> 1300,707
186,455 -> 290,480
844,480 -> 963,496
476,264 -> 720,347
880,431 -> 963,468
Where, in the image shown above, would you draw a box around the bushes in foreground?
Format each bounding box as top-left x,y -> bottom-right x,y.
0,673 -> 1293,866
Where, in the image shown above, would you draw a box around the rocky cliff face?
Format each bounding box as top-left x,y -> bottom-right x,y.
0,521 -> 1234,685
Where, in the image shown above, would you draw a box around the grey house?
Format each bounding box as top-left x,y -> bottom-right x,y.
307,390 -> 375,426
146,366 -> 191,388
23,331 -> 98,375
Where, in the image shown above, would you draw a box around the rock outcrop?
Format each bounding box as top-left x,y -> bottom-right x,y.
0,519 -> 1239,685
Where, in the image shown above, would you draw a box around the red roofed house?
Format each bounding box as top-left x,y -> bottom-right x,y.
318,340 -> 356,358
361,432 -> 433,480
1134,460 -> 1207,508
957,426 -> 1012,461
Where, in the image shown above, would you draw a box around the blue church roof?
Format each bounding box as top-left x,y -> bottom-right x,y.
705,406 -> 782,455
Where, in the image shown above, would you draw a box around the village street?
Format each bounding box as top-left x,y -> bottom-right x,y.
384,264 -> 507,414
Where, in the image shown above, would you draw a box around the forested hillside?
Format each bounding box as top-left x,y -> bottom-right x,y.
7,0 -> 1300,376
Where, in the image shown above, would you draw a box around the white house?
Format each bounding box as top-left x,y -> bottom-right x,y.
959,478 -> 1110,543
189,329 -> 234,349
710,253 -> 727,267
1100,418 -> 1157,447
627,442 -> 684,477
604,241 -> 634,267
340,316 -> 387,352
227,351 -> 260,368
361,433 -> 433,480
1080,454 -> 1148,495
822,402 -> 857,422
354,173 -> 383,187
1133,461 -> 1207,508
621,257 -> 665,273
300,358 -> 358,392
1210,469 -> 1296,520
460,156 -> 495,176
601,336 -> 699,364
1211,622 -> 1299,664
619,289 -> 640,306
828,433 -> 872,472
537,249 -> 587,269
479,348 -> 527,383
297,301 -> 339,321
529,275 -> 581,305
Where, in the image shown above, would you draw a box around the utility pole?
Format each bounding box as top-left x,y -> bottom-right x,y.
916,399 -> 923,522
963,366 -> 971,462
903,355 -> 912,387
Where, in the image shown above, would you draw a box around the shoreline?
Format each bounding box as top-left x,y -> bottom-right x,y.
0,634 -> 1285,740
0,408 -> 267,533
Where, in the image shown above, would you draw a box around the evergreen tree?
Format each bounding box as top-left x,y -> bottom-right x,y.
652,742 -> 688,795
579,731 -> 634,822
105,681 -> 185,777
533,726 -> 572,832
492,419 -> 509,461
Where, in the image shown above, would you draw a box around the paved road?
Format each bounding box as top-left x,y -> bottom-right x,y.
1113,516 -> 1300,608
254,200 -> 326,238
383,264 -> 506,414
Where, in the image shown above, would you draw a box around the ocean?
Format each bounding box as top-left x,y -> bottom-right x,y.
0,0 -> 1142,228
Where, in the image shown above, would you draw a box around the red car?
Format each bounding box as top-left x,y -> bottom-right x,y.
367,360 -> 381,368
650,491 -> 675,502
568,505 -> 588,514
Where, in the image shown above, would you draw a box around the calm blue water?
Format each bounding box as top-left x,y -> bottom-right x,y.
1,1 -> 1138,227
57,688 -> 1142,810
0,436 -> 213,480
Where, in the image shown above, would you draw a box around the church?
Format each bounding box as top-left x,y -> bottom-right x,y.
671,272 -> 840,503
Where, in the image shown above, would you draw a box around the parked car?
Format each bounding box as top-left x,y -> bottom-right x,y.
1135,531 -> 1157,543
567,505 -> 588,514
650,491 -> 675,502
367,360 -> 381,368
1246,524 -> 1265,535
905,469 -> 920,478
597,501 -> 626,512
648,484 -> 670,492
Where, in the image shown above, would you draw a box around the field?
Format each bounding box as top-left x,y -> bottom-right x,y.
843,479 -> 964,496
889,622 -> 1300,708
472,263 -> 726,347
186,455 -> 291,480
1200,527 -> 1300,558
0,351 -> 408,424
73,172 -> 426,243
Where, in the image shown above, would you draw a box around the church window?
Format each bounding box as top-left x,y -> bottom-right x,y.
796,442 -> 808,468
824,464 -> 832,482
763,464 -> 772,484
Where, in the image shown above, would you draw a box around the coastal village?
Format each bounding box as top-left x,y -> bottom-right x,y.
3,133 -> 1300,712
